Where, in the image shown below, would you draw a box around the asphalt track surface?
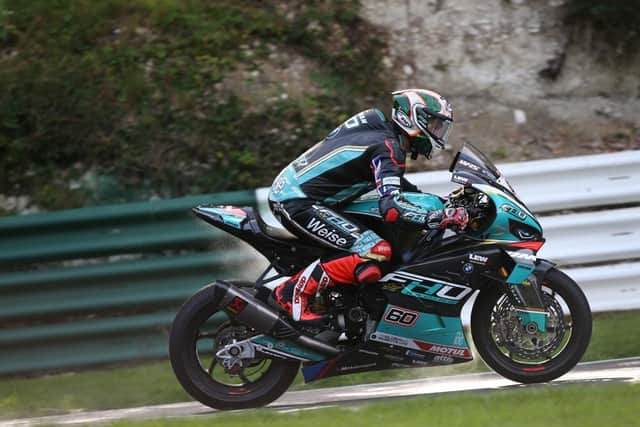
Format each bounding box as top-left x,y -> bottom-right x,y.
2,357 -> 639,427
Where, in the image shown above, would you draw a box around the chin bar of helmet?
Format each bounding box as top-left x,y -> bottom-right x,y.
410,143 -> 432,160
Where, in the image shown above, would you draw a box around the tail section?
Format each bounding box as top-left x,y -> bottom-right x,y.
192,205 -> 323,275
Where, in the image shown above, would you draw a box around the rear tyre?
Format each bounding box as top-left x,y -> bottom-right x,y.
169,281 -> 300,410
471,268 -> 592,383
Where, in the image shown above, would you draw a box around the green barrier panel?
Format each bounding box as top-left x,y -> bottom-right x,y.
0,252 -> 232,290
0,189 -> 259,376
0,312 -> 228,375
0,190 -> 255,234
0,219 -> 221,266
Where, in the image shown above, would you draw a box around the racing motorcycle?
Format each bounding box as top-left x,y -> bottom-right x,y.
169,143 -> 592,410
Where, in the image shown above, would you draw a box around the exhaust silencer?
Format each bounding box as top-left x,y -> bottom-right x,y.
212,281 -> 339,357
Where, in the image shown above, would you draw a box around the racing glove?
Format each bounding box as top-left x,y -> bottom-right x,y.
436,207 -> 469,231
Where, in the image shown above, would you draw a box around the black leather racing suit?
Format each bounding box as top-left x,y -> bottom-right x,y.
268,108 -> 443,263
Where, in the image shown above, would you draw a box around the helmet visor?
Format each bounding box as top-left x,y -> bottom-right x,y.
414,106 -> 453,148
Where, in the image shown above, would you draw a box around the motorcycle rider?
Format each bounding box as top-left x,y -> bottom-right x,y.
268,88 -> 468,323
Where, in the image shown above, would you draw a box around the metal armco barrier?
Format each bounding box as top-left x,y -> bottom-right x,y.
0,190 -> 255,376
256,149 -> 640,310
539,206 -> 640,265
0,150 -> 639,376
406,149 -> 640,212
565,262 -> 640,313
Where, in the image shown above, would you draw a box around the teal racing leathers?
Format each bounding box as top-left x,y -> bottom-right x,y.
268,108 -> 445,241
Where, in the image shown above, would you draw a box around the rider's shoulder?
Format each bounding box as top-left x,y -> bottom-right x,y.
361,108 -> 390,128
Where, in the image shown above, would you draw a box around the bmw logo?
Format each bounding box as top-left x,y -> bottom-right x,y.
463,263 -> 474,274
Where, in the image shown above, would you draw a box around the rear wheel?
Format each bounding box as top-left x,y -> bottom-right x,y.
471,268 -> 592,383
169,281 -> 300,410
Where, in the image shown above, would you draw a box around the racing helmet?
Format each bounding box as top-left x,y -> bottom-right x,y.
391,88 -> 453,159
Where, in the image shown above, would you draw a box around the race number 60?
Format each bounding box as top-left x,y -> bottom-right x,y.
384,307 -> 419,327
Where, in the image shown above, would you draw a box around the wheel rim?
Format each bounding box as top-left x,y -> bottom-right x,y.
195,321 -> 272,389
489,284 -> 574,365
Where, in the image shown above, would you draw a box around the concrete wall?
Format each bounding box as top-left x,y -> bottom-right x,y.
361,0 -> 639,166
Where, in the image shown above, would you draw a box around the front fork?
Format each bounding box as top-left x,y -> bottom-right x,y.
503,254 -> 556,333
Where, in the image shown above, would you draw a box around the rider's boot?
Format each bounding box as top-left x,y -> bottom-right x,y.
272,260 -> 332,324
271,242 -> 392,324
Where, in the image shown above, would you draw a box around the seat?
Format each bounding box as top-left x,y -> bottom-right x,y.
253,209 -> 299,241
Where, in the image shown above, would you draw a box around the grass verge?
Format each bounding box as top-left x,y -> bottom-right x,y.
104,382 -> 640,427
0,310 -> 638,419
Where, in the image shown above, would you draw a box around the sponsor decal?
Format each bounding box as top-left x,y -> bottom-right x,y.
293,155 -> 308,168
432,355 -> 455,364
507,250 -> 537,262
382,176 -> 401,186
463,263 -> 474,273
338,362 -> 377,372
416,342 -> 472,359
383,271 -> 473,304
469,253 -> 488,264
381,283 -> 404,292
225,296 -> 248,314
293,275 -> 307,306
318,274 -> 331,293
370,332 -> 413,348
305,217 -> 348,246
344,112 -> 369,129
271,176 -> 288,194
384,306 -> 419,327
317,207 -> 360,233
452,174 -> 469,185
402,211 -> 427,223
501,204 -> 527,220
253,345 -> 290,360
395,109 -> 412,128
411,359 -> 432,366
458,159 -> 480,171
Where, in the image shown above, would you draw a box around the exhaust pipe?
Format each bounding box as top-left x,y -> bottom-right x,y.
213,281 -> 340,357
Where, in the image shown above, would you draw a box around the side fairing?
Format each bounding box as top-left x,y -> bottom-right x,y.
342,192 -> 444,218
371,306 -> 472,359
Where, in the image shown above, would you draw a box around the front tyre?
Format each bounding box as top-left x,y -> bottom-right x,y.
471,268 -> 592,383
169,281 -> 300,410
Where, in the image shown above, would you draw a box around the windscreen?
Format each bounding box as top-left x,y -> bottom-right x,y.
449,143 -> 517,196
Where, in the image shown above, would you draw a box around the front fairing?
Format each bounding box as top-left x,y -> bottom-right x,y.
450,144 -> 543,242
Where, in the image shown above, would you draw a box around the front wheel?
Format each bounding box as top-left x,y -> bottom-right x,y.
471,268 -> 592,383
169,281 -> 300,410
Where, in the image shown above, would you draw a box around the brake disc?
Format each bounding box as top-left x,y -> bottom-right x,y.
492,291 -> 568,361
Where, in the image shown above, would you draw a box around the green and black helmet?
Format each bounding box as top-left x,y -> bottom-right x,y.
391,88 -> 453,159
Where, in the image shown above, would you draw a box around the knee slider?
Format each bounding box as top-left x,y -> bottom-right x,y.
354,262 -> 382,285
363,240 -> 392,262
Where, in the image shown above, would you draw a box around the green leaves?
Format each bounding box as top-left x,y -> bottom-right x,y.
0,0 -> 390,211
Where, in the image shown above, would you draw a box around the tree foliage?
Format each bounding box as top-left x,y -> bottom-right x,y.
0,0 -> 389,211
566,0 -> 640,52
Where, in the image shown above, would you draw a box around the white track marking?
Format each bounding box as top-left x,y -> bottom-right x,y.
2,357 -> 639,427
